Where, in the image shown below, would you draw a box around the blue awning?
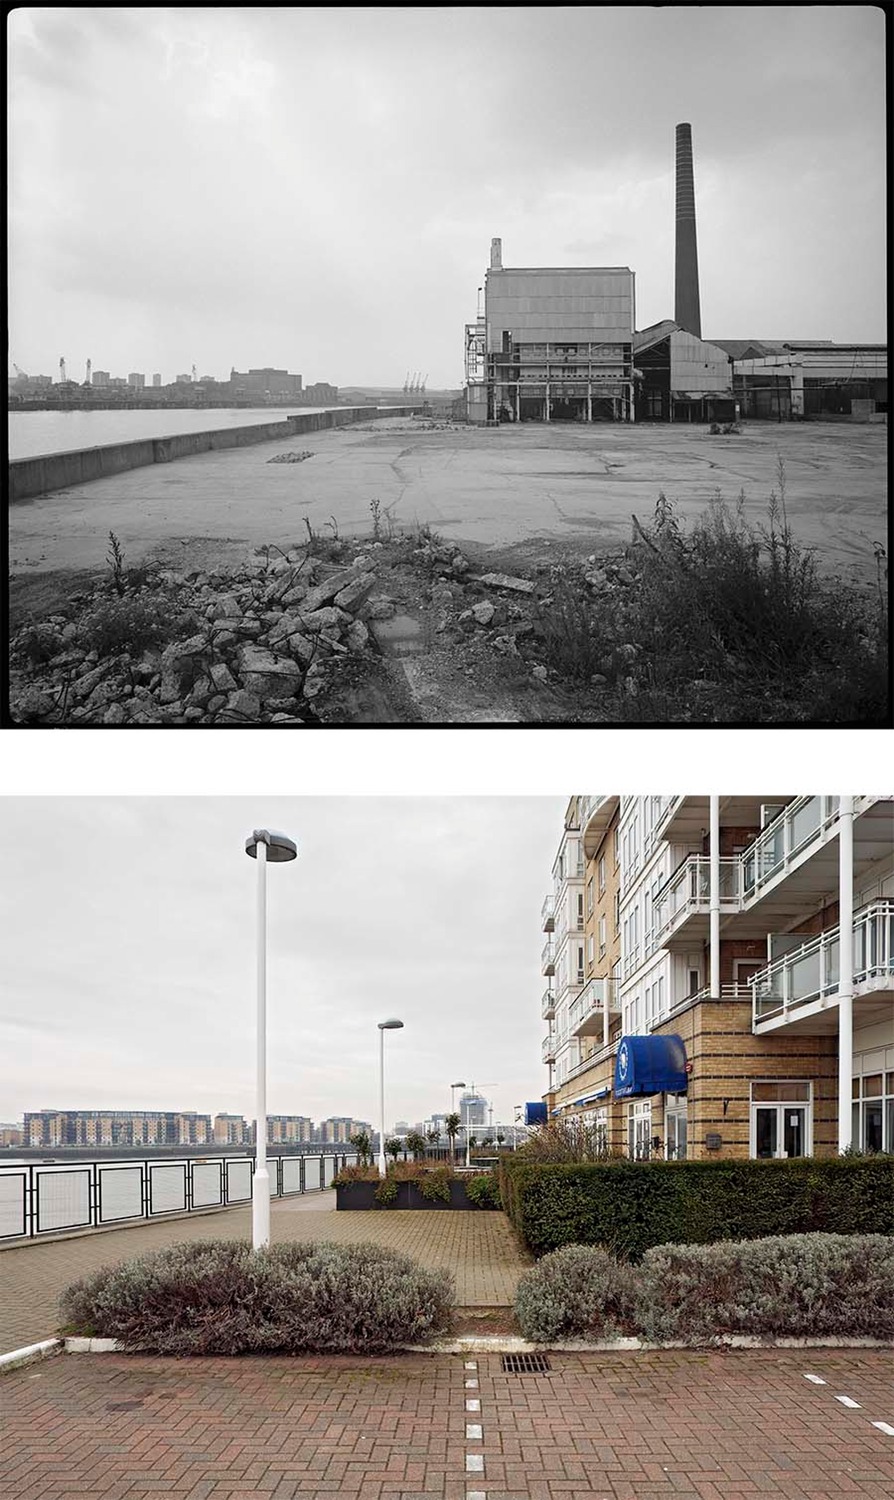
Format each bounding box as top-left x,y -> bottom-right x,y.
614,1034 -> 687,1098
572,1088 -> 611,1106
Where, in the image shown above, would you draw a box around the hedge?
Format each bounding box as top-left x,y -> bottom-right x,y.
499,1155 -> 894,1261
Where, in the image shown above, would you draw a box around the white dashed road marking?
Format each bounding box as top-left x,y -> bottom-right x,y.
872,1422 -> 894,1436
835,1396 -> 862,1409
802,1373 -> 827,1384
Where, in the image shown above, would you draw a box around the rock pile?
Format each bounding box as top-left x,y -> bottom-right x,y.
9,548 -> 389,727
266,450 -> 315,464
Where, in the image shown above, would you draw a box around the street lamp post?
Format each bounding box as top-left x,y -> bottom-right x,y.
245,829 -> 297,1250
378,1019 -> 404,1175
450,1081 -> 466,1165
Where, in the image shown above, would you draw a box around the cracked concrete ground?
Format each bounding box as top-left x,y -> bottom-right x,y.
9,417 -> 887,584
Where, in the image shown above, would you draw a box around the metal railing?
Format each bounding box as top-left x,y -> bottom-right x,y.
563,1037 -> 617,1083
541,938 -> 555,973
741,795 -> 840,901
542,1034 -> 557,1063
569,977 -> 620,1034
541,894 -> 555,931
0,1150 -> 356,1242
652,855 -> 741,942
751,900 -> 894,1026
542,987 -> 556,1019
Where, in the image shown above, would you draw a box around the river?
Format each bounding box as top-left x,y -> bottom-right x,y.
7,405 -> 348,460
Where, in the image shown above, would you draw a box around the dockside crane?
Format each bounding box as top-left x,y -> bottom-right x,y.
12,363 -> 28,380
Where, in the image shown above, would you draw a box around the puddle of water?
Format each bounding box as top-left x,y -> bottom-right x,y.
371,614 -> 425,656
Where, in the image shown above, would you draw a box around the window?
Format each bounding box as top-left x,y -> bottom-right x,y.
598,856 -> 606,894
665,1095 -> 688,1160
577,893 -> 584,930
853,1071 -> 894,1152
576,944 -> 585,982
628,1100 -> 652,1160
588,934 -> 595,965
750,1081 -> 812,1159
598,915 -> 607,957
586,877 -> 594,916
614,890 -> 620,933
613,828 -> 620,868
688,968 -> 700,996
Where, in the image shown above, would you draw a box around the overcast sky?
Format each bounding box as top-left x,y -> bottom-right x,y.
0,796 -> 567,1132
8,7 -> 886,389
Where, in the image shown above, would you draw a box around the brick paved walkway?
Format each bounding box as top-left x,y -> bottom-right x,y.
0,1194 -> 529,1351
1,1348 -> 892,1499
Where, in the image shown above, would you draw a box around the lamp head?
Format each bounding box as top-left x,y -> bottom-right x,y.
245,829 -> 298,862
378,1018 -> 404,1030
452,1081 -> 467,1088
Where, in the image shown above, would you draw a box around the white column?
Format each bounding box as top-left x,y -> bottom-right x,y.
710,795 -> 720,999
838,796 -> 854,1152
252,842 -> 270,1249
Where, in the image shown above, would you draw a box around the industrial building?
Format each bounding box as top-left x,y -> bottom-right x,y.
541,796 -> 893,1161
713,341 -> 888,421
465,238 -> 635,424
634,320 -> 735,423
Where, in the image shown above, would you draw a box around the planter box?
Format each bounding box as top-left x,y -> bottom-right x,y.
335,1179 -> 498,1211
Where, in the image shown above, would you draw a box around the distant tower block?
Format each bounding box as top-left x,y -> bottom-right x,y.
674,122 -> 702,338
490,237 -> 503,270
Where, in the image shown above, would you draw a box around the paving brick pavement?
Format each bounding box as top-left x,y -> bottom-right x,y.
0,1194 -> 530,1352
1,1349 -> 892,1499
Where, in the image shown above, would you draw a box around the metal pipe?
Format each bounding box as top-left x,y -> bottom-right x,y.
252,842 -> 269,1249
710,795 -> 720,999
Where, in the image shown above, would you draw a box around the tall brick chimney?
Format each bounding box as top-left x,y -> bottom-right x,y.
674,123 -> 701,337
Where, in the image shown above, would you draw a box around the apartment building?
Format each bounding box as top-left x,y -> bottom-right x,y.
541,796 -> 893,1160
23,1109 -> 213,1147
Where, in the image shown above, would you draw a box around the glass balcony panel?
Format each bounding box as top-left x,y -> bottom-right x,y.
791,796 -> 822,853
790,948 -> 821,1004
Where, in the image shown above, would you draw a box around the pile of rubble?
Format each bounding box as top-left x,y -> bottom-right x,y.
266,450 -> 314,464
9,547 -> 397,727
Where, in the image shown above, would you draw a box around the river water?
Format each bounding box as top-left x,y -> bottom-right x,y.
7,406 -> 347,460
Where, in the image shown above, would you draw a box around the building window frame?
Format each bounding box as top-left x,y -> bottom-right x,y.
749,1080 -> 813,1159
627,1099 -> 652,1160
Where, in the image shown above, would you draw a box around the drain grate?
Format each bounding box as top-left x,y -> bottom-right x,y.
501,1353 -> 551,1374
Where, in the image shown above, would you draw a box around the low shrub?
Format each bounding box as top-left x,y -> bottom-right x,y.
635,1233 -> 894,1344
78,596 -> 182,659
464,1173 -> 502,1209
418,1166 -> 452,1203
374,1176 -> 398,1204
514,1244 -> 638,1342
59,1238 -> 454,1355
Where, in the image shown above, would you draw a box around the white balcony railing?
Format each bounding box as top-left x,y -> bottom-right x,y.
752,901 -> 894,1026
541,895 -> 555,932
741,795 -> 840,902
542,1033 -> 557,1063
542,987 -> 556,1020
569,978 -> 620,1035
541,938 -> 555,975
563,1037 -> 616,1083
652,856 -> 741,943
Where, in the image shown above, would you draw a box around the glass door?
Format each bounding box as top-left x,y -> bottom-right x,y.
754,1104 -> 808,1158
754,1106 -> 778,1158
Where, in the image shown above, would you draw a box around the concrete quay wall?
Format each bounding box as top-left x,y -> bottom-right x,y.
9,406 -> 420,502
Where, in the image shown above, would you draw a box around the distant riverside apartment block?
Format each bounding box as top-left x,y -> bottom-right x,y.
91,370 -> 110,386
127,373 -> 145,389
229,367 -> 303,398
541,796 -> 894,1160
24,1110 -> 213,1147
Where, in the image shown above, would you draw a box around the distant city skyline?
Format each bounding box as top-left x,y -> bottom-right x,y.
8,9 -> 885,387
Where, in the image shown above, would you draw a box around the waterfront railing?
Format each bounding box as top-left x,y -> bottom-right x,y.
0,1150 -> 359,1241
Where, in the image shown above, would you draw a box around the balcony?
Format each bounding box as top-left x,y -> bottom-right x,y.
542,1033 -> 557,1064
751,901 -> 894,1035
542,987 -> 556,1020
569,978 -> 620,1037
541,895 -> 555,932
563,1037 -> 617,1084
541,939 -> 555,976
652,856 -> 741,946
581,796 -> 620,859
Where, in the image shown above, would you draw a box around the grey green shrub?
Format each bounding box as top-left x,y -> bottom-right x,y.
514,1244 -> 638,1342
464,1173 -> 502,1209
635,1233 -> 894,1344
58,1238 -> 454,1355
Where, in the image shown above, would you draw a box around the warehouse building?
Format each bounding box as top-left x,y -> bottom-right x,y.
465,238 -> 635,424
713,342 -> 888,421
633,319 -> 736,422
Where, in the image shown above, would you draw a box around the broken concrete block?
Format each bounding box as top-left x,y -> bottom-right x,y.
476,572 -> 536,595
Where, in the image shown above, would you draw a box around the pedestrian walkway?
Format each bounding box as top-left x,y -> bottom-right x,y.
0,1193 -> 530,1352
2,1347 -> 892,1499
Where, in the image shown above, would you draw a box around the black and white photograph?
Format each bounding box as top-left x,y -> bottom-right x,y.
7,7 -> 888,726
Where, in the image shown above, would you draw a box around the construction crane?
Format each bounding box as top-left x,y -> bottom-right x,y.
59,356 -> 66,383
12,363 -> 28,380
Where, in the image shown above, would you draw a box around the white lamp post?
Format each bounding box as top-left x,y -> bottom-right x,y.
245,828 -> 297,1250
450,1081 -> 466,1164
378,1019 -> 404,1176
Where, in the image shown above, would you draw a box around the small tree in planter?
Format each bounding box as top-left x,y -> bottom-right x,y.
385,1137 -> 403,1165
445,1113 -> 461,1164
349,1130 -> 372,1167
496,1133 -> 506,1148
406,1130 -> 428,1161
